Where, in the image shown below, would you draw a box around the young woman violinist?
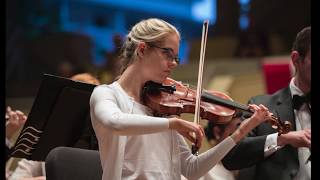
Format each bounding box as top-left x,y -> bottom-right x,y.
90,18 -> 273,180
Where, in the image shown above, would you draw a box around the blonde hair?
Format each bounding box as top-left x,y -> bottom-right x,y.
70,73 -> 100,85
117,18 -> 180,78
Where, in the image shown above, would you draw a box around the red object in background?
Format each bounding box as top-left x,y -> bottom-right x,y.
262,58 -> 292,94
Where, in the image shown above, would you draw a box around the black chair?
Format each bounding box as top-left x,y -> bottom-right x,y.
45,147 -> 102,180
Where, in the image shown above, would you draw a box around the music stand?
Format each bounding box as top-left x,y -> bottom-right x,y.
10,74 -> 96,161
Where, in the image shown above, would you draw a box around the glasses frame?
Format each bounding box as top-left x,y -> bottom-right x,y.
148,44 -> 180,64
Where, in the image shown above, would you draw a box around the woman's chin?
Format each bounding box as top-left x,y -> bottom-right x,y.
151,76 -> 167,84
153,79 -> 164,84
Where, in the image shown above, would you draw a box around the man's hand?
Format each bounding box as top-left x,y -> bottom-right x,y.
278,129 -> 311,148
6,106 -> 28,139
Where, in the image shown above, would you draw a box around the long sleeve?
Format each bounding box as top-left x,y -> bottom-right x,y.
8,159 -> 44,180
221,97 -> 269,170
222,135 -> 267,170
90,84 -> 169,136
264,133 -> 284,157
179,135 -> 236,180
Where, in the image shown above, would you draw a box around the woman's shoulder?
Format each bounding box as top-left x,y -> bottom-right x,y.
90,83 -> 116,100
92,82 -> 118,94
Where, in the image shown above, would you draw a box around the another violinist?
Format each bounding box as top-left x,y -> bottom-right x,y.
222,26 -> 311,180
90,18 -> 274,180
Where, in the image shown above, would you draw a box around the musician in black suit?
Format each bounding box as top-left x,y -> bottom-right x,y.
222,26 -> 311,180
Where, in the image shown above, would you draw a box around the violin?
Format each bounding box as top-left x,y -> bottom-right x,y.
142,77 -> 235,124
142,77 -> 292,135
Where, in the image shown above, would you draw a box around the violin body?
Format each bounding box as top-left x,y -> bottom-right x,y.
143,77 -> 236,124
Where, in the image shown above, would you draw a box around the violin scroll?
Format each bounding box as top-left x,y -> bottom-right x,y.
268,116 -> 291,135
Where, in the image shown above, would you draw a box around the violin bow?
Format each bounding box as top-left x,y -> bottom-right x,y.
192,20 -> 209,155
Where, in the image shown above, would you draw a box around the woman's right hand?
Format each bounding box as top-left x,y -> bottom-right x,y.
231,104 -> 272,143
168,117 -> 204,149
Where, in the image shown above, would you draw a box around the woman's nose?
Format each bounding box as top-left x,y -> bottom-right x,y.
168,60 -> 178,69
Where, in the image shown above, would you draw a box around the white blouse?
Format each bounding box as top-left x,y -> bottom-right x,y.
90,81 -> 236,180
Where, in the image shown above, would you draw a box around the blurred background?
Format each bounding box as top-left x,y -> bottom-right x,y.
5,0 -> 310,171
6,0 -> 310,123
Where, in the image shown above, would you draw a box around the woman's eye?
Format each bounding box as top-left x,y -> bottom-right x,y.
164,51 -> 172,58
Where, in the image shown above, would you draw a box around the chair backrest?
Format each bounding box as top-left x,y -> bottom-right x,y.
45,146 -> 102,180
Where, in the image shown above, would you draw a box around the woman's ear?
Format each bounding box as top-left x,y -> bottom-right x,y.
137,42 -> 146,57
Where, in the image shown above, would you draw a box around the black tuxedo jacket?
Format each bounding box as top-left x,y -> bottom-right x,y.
222,87 -> 300,180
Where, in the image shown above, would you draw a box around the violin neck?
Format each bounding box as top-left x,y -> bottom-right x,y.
201,91 -> 251,113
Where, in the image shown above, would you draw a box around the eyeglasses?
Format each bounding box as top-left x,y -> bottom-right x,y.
149,44 -> 180,64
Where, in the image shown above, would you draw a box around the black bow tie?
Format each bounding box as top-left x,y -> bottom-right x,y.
292,93 -> 310,110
